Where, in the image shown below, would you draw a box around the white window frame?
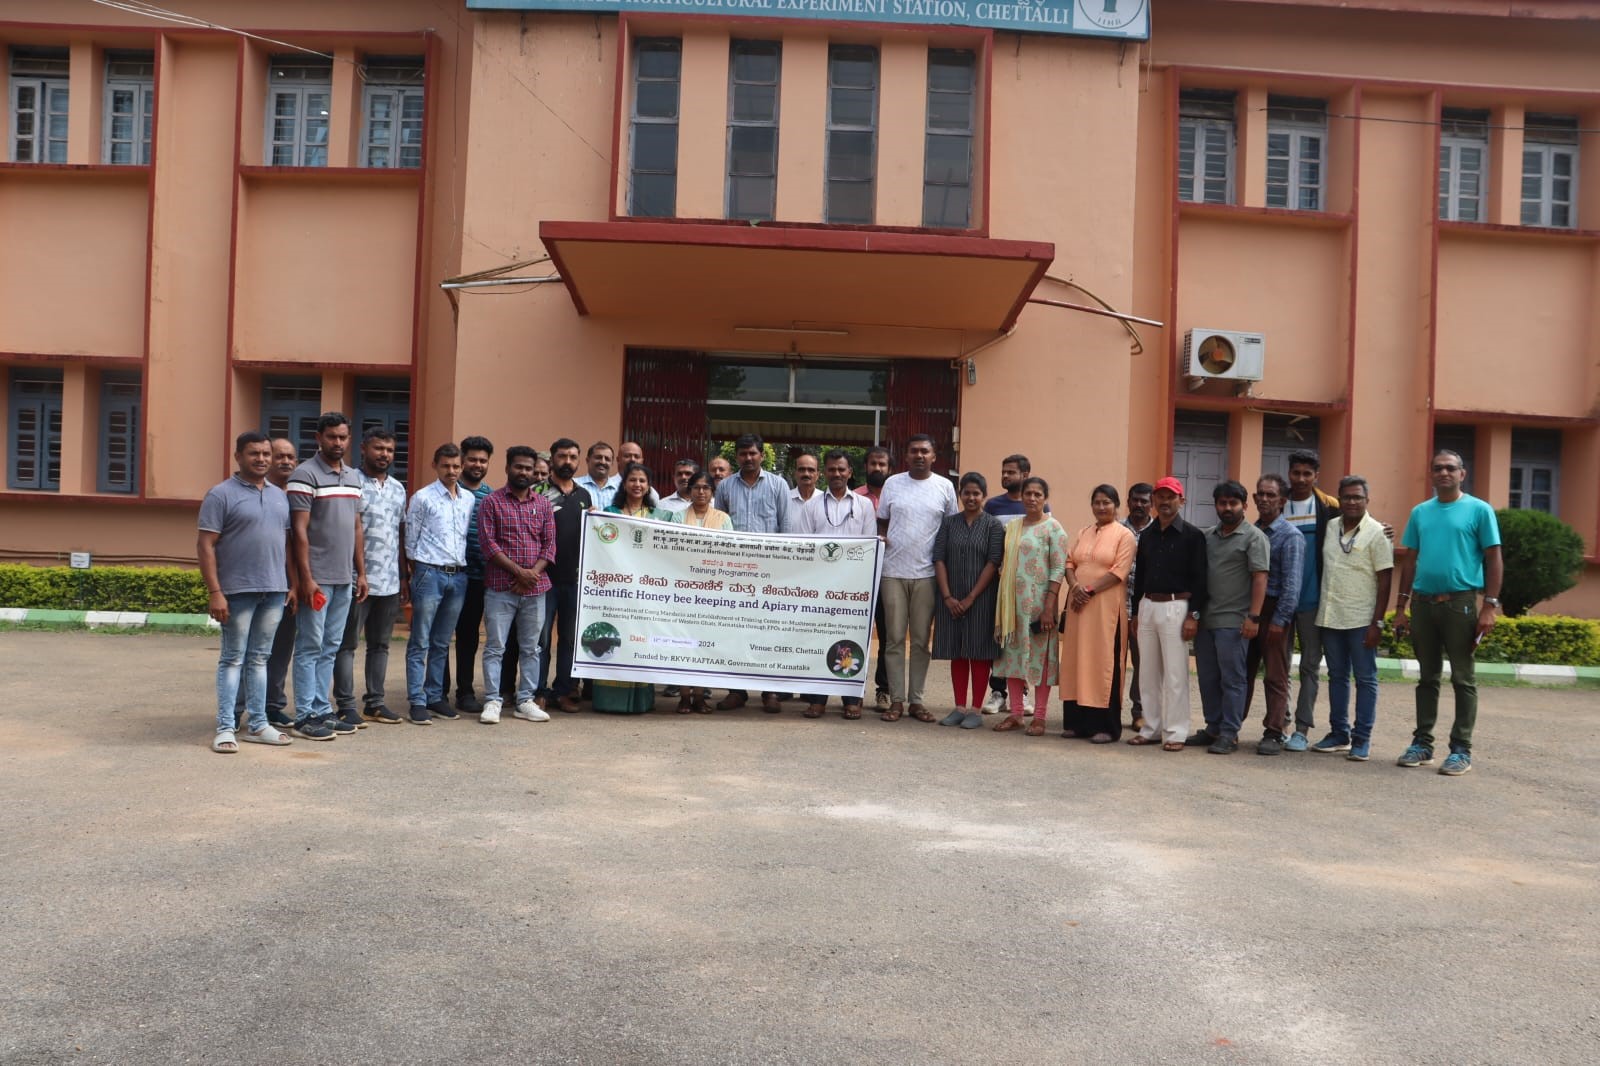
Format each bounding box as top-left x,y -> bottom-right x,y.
1265,104 -> 1326,212
360,85 -> 424,169
1178,117 -> 1234,205
103,79 -> 154,165
10,76 -> 69,164
1521,141 -> 1579,229
265,59 -> 332,167
1439,135 -> 1487,223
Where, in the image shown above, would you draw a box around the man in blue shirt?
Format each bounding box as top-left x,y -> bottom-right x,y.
712,432 -> 789,711
1392,449 -> 1502,776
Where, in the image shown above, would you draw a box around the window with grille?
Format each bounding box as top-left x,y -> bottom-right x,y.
1266,96 -> 1326,211
355,378 -> 410,484
1178,90 -> 1235,205
261,376 -> 322,461
1439,109 -> 1488,223
9,47 -> 70,164
923,49 -> 975,228
362,56 -> 424,168
629,38 -> 681,218
98,373 -> 141,494
7,369 -> 63,491
265,56 -> 333,167
826,45 -> 878,225
726,41 -> 780,222
1509,428 -> 1561,513
104,51 -> 155,165
1521,114 -> 1579,229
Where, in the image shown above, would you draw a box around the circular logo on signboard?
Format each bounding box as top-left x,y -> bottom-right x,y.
827,640 -> 866,679
595,522 -> 620,544
1075,0 -> 1148,32
581,621 -> 622,660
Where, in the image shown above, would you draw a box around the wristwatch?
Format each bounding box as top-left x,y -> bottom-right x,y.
1483,596 -> 1501,608
1246,613 -> 1262,623
1189,610 -> 1202,621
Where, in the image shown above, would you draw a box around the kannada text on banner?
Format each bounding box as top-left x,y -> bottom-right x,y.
572,512 -> 883,696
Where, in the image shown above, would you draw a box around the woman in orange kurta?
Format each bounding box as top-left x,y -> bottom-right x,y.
1059,485 -> 1137,743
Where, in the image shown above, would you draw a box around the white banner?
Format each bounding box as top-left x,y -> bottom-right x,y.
572,511 -> 883,696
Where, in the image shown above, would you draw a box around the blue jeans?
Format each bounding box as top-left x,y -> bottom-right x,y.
1321,625 -> 1379,744
537,582 -> 580,700
217,592 -> 286,734
1195,626 -> 1249,739
483,589 -> 545,705
292,583 -> 352,724
407,563 -> 467,707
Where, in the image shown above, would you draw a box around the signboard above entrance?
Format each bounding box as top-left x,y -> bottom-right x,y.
464,0 -> 1151,41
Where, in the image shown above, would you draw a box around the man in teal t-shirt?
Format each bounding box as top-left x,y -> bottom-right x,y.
1393,449 -> 1502,777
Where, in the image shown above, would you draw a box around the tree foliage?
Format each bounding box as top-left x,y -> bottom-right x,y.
1495,508 -> 1586,617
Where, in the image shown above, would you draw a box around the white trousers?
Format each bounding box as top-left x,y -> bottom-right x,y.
1137,598 -> 1192,743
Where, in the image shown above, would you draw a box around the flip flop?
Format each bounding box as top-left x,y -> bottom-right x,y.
1126,735 -> 1160,746
211,730 -> 238,754
842,707 -> 863,720
241,725 -> 292,746
1162,742 -> 1186,752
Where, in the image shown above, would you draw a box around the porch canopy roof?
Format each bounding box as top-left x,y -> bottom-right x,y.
539,221 -> 1055,334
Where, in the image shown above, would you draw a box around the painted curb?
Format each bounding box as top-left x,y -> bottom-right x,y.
0,607 -> 218,629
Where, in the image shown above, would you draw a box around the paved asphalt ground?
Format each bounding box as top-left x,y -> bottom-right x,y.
1,630 -> 1596,1066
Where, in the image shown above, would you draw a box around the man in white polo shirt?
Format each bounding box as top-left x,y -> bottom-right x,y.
876,434 -> 958,723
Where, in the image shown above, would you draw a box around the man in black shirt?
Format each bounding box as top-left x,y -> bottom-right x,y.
1127,476 -> 1209,751
537,438 -> 594,713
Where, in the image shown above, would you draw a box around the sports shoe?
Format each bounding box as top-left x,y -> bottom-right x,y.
1256,735 -> 1283,756
1395,743 -> 1433,767
1311,734 -> 1351,754
1207,735 -> 1239,754
326,716 -> 358,735
514,700 -> 550,723
661,686 -> 681,698
982,689 -> 1007,714
876,689 -> 891,712
1184,730 -> 1217,747
1439,751 -> 1472,776
939,709 -> 966,727
455,692 -> 483,714
335,708 -> 368,730
362,705 -> 402,725
479,700 -> 502,724
960,712 -> 984,729
292,718 -> 336,741
429,700 -> 460,721
408,704 -> 433,726
1346,740 -> 1371,762
1283,732 -> 1309,752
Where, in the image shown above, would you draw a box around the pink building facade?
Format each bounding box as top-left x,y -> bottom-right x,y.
2,0 -> 1599,613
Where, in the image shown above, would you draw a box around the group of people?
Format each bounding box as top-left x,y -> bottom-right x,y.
199,418 -> 1501,777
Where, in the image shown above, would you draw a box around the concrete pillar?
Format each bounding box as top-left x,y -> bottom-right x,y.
676,30 -> 731,219
774,35 -> 826,223
1488,104 -> 1523,226
876,39 -> 927,228
1475,423 -> 1513,509
1236,86 -> 1269,208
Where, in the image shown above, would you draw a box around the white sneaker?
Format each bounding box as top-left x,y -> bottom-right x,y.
514,701 -> 550,722
479,701 -> 502,724
982,689 -> 1007,714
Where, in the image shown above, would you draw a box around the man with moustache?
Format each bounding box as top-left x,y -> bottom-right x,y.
856,444 -> 893,709
477,446 -> 558,725
782,450 -> 822,532
404,443 -> 477,725
234,434 -> 303,731
201,432 -> 295,752
1313,476 -> 1394,763
448,436 -> 496,715
332,427 -> 408,727
657,459 -> 700,514
577,441 -> 621,511
536,438 -> 594,713
1121,482 -> 1154,729
1127,476 -> 1208,750
287,413 -> 369,741
707,455 -> 732,488
1188,481 -> 1269,755
793,449 -> 878,719
1243,474 -> 1303,755
714,433 -> 790,711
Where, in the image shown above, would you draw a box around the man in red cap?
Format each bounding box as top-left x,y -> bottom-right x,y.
1126,476 -> 1209,750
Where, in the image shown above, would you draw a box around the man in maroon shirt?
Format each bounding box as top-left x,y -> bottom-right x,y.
476,446 -> 557,725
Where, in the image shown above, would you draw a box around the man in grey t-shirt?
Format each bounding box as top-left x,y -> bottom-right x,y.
286,413 -> 369,741
1189,480 -> 1269,754
198,432 -> 294,752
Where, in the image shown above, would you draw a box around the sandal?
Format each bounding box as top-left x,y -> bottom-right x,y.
1089,733 -> 1114,744
676,699 -> 693,714
691,697 -> 710,714
909,704 -> 936,723
842,706 -> 862,720
881,702 -> 904,722
241,725 -> 291,746
211,730 -> 238,754
1126,735 -> 1160,746
1024,719 -> 1046,737
1162,741 -> 1186,752
993,715 -> 1024,732
803,704 -> 825,718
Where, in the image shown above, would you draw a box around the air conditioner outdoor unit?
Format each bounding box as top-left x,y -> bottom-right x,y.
1183,328 -> 1265,384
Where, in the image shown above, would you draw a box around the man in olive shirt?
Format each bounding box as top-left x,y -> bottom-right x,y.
1189,480 -> 1269,755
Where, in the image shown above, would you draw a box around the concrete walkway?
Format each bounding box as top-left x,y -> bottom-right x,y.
1,630 -> 1595,1065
